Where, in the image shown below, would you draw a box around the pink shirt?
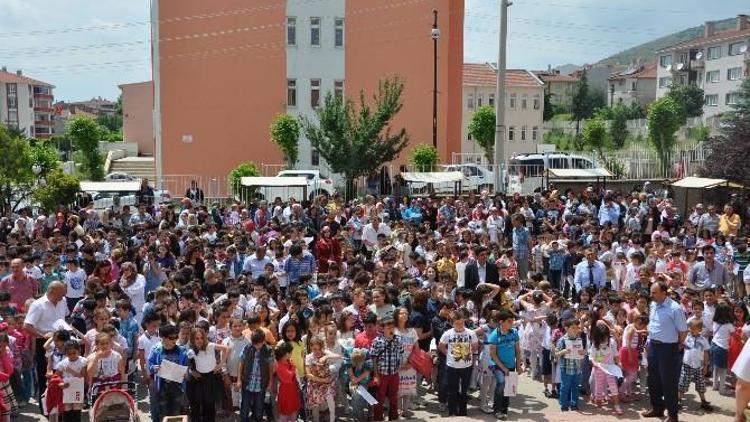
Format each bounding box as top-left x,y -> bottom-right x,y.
0,274 -> 39,310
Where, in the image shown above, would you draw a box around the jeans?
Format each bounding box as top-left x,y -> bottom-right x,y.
647,342 -> 681,418
559,371 -> 582,408
435,356 -> 448,403
548,269 -> 562,290
374,373 -> 399,421
446,366 -> 472,416
240,390 -> 266,422
157,381 -> 185,418
21,368 -> 32,402
148,381 -> 160,422
493,368 -> 514,414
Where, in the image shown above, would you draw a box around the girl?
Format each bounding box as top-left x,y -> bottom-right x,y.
619,314 -> 647,402
323,324 -> 345,413
275,342 -> 301,422
305,335 -> 338,422
0,334 -> 17,422
711,302 -> 734,395
394,307 -> 418,416
347,348 -> 371,422
279,320 -> 306,380
57,340 -> 86,422
589,324 -> 623,415
83,309 -> 110,357
336,311 -> 357,350
186,327 -> 228,422
86,333 -> 125,388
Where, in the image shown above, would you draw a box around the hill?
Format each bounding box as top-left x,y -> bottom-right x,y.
597,17 -> 737,66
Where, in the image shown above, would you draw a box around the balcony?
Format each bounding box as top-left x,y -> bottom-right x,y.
34,120 -> 54,126
33,92 -> 53,100
34,106 -> 54,113
690,59 -> 704,69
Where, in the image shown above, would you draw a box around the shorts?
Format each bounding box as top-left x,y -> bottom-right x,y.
541,349 -> 552,376
678,364 -> 706,394
710,343 -> 728,369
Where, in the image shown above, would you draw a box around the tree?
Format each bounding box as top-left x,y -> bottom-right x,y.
409,144 -> 439,171
583,118 -> 607,155
667,84 -> 704,120
703,79 -> 750,183
33,169 -> 79,211
571,70 -> 590,135
269,113 -> 301,168
543,93 -> 554,121
67,116 -> 104,181
587,88 -> 607,114
467,105 -> 496,163
647,96 -> 683,174
302,76 -> 409,199
609,104 -> 629,149
229,161 -> 260,203
0,125 -> 34,213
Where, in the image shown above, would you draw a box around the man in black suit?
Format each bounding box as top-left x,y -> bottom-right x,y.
464,246 -> 499,290
185,179 -> 205,205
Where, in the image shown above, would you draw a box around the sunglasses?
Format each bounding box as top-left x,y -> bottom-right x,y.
166,336 -> 178,341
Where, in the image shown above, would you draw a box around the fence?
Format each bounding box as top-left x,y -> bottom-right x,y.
542,115 -> 721,137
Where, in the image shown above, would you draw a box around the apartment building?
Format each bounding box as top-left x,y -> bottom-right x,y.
462,63 -> 545,160
532,69 -> 577,113
656,14 -> 750,117
608,63 -> 657,107
0,67 -> 54,139
152,0 -> 464,181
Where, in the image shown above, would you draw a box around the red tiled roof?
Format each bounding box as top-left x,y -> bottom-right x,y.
463,64 -> 543,87
659,27 -> 750,52
609,63 -> 657,80
0,69 -> 52,87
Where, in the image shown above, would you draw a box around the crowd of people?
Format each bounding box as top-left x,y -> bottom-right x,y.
0,181 -> 747,422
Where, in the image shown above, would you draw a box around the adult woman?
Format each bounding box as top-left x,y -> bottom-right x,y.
368,287 -> 395,320
315,226 -> 341,274
119,262 -> 146,324
156,244 -> 176,271
184,247 -> 205,282
395,307 -> 418,416
186,327 -> 228,422
89,261 -> 113,286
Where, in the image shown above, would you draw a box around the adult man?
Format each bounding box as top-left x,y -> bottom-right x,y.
129,203 -> 154,226
362,216 -> 392,255
688,203 -> 705,227
597,195 -> 620,226
136,177 -> 155,207
511,214 -> 531,281
698,205 -> 720,235
572,248 -> 606,298
282,243 -> 316,287
687,245 -> 732,290
720,204 -> 741,237
243,245 -> 271,281
24,281 -> 68,405
184,179 -> 205,205
464,246 -> 499,290
643,281 -> 688,422
0,258 -> 40,310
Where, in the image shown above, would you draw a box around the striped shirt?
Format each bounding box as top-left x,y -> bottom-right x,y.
370,334 -> 404,375
282,252 -> 317,284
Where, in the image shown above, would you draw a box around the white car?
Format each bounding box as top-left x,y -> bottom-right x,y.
410,164 -> 496,194
104,172 -> 139,182
256,170 -> 335,201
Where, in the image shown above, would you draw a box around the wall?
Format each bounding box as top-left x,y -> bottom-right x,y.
0,82 -> 34,136
120,81 -> 154,155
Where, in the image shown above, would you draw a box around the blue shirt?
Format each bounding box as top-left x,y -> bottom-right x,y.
598,202 -> 620,226
648,297 -> 688,344
512,226 -> 531,261
573,260 -> 607,291
282,252 -> 317,284
548,249 -> 565,271
487,327 -> 519,369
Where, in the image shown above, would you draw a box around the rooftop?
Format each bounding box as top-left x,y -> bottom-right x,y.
0,69 -> 53,87
658,17 -> 750,53
463,63 -> 544,88
532,71 -> 579,83
609,63 -> 657,80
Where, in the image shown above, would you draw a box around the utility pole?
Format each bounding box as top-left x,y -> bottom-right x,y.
493,0 -> 510,193
431,9 -> 440,150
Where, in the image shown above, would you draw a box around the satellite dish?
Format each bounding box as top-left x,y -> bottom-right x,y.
741,45 -> 748,54
665,64 -> 672,72
676,63 -> 685,71
695,51 -> 703,60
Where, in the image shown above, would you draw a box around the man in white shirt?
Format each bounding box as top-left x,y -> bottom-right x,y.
243,245 -> 272,281
362,216 -> 391,253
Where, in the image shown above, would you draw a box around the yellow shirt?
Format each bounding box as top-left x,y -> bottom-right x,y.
719,213 -> 741,236
436,257 -> 458,280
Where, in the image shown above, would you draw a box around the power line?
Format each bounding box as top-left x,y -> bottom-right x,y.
466,12 -> 666,36
512,1 -> 691,14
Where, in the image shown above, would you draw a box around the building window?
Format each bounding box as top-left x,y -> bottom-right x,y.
310,17 -> 321,47
727,67 -> 742,81
509,93 -> 516,109
5,83 -> 17,96
334,80 -> 344,100
467,93 -> 474,110
521,125 -> 527,141
533,94 -> 540,110
707,46 -> 721,60
726,92 -> 740,105
521,94 -> 527,109
467,131 -> 472,141
7,110 -> 18,122
706,70 -> 720,83
658,77 -> 672,88
704,94 -> 719,107
287,17 -> 297,46
659,55 -> 672,68
488,94 -> 495,106
287,79 -> 297,107
508,126 -> 515,141
311,149 -> 320,166
729,42 -> 745,56
310,79 -> 321,107
477,95 -> 483,107
532,126 -> 538,141
334,18 -> 344,48
6,97 -> 17,109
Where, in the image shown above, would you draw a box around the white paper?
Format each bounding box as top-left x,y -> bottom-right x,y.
157,359 -> 188,383
599,363 -> 623,378
63,377 -> 84,404
52,319 -> 73,332
565,338 -> 585,360
503,372 -> 518,397
357,385 -> 378,406
231,385 -> 241,407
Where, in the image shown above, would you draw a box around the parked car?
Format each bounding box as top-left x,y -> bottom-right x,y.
254,170 -> 335,201
104,172 -> 139,182
409,163 -> 496,194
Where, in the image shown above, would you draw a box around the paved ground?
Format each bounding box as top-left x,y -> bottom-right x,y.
15,372 -> 736,421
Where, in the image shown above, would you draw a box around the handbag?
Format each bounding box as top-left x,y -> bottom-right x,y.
408,346 -> 433,379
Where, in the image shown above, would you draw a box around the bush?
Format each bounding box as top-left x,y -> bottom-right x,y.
229,161 -> 260,203
34,169 -> 79,211
409,144 -> 439,172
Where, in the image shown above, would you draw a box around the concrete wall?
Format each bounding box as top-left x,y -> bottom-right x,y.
120,81 -> 154,156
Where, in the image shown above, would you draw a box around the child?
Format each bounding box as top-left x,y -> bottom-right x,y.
555,319 -> 586,412
619,314 -> 647,401
116,299 -> 140,373
138,313 -> 162,421
0,334 -> 17,422
45,330 -> 71,379
305,335 -> 339,422
186,327 -> 228,422
542,314 -> 558,398
222,317 -> 249,411
547,241 -> 565,291
678,319 -> 712,411
57,340 -> 87,422
148,324 -> 188,420
83,309 -> 110,357
371,316 -> 405,421
276,342 -> 301,422
86,333 -> 125,387
478,310 -> 501,414
7,316 -> 31,406
488,310 -> 521,420
237,329 -> 275,422
588,323 -> 623,415
438,309 -> 478,417
347,347 -> 371,421
711,302 -> 734,395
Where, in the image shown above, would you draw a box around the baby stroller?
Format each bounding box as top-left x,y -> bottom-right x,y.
89,381 -> 140,422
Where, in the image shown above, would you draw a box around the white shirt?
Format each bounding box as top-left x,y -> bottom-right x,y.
189,343 -> 218,373
121,274 -> 146,324
456,261 -> 468,288
477,262 -> 487,284
138,331 -> 161,373
223,335 -> 250,377
243,255 -> 272,280
57,356 -> 87,382
24,294 -> 69,334
732,339 -> 750,382
63,268 -> 87,299
362,223 -> 391,250
712,322 -> 733,349
439,328 -> 478,369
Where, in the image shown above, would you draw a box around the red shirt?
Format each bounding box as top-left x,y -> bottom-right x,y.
0,274 -> 39,310
355,330 -> 379,349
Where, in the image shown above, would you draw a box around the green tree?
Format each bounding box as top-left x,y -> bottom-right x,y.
269,114 -> 301,168
229,161 -> 261,202
409,144 -> 439,172
587,88 -> 607,115
667,84 -> 704,120
543,93 -> 554,121
609,104 -> 629,149
647,96 -> 683,174
571,70 -> 590,135
703,79 -> 750,183
302,76 -> 409,199
67,116 -> 104,181
467,105 -> 496,164
583,118 -> 607,155
33,169 -> 79,211
0,125 -> 34,213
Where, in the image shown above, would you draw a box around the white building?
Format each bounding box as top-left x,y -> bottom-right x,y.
0,67 -> 55,138
462,63 -> 545,161
608,63 -> 657,107
656,14 -> 750,117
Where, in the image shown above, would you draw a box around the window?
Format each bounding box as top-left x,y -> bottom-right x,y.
509,93 -> 516,109
533,94 -> 540,110
334,80 -> 344,100
631,81 -> 637,91
467,131 -> 472,141
508,126 -> 515,141
706,70 -> 720,83
287,17 -> 297,46
659,55 -> 672,68
7,110 -> 17,122
521,94 -> 527,109
334,18 -> 344,47
532,126 -> 538,141
488,94 -> 495,106
477,95 -> 483,107
5,83 -> 16,96
707,46 -> 721,60
520,125 -> 527,141
729,42 -> 745,56
467,93 -> 474,110
704,94 -> 719,107
310,79 -> 321,107
310,17 -> 321,46
6,97 -> 17,109
287,79 -> 297,107
727,67 -> 742,81
658,77 -> 672,88
311,149 -> 320,166
726,92 -> 740,105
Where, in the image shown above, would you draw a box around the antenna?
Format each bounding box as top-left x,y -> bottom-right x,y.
695,51 -> 703,60
665,64 -> 672,72
676,63 -> 685,71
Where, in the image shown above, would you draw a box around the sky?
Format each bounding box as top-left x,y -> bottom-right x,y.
0,0 -> 746,101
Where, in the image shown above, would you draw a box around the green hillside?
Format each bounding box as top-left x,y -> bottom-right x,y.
597,18 -> 737,66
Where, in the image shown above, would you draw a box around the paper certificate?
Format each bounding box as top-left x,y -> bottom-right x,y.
53,319 -> 73,332
157,359 -> 188,383
600,363 -> 623,378
565,338 -> 585,360
63,377 -> 84,404
357,385 -> 378,406
503,372 -> 518,397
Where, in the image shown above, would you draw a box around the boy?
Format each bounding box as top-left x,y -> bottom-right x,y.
237,329 -> 275,422
431,299 -> 453,410
0,292 -> 16,319
223,317 -> 249,410
555,318 -> 586,411
438,309 -> 478,417
56,339 -> 87,422
116,300 -> 140,373
148,324 -> 188,422
678,319 -> 712,411
547,240 -> 565,291
138,313 -> 161,420
63,258 -> 86,312
370,316 -> 404,421
488,310 -> 522,420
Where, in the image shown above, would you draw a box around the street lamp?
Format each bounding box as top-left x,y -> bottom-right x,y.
431,9 -> 440,150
